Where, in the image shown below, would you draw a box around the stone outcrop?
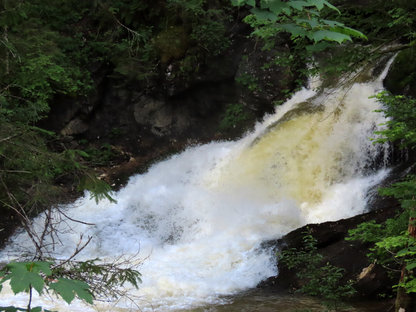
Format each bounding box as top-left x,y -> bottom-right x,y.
41,21 -> 299,163
384,47 -> 416,98
258,202 -> 399,298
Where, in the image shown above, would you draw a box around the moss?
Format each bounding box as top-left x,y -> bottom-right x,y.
153,26 -> 190,64
384,47 -> 416,98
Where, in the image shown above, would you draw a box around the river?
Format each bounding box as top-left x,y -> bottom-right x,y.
0,60 -> 393,311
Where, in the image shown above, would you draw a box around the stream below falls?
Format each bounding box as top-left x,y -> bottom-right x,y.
0,61 -> 395,311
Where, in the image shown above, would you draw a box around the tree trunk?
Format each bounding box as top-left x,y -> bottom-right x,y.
4,25 -> 9,75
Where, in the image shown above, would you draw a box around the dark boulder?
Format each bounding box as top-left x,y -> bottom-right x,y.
258,198 -> 400,298
384,47 -> 416,98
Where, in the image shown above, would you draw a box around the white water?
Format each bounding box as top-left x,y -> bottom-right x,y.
0,64 -> 392,311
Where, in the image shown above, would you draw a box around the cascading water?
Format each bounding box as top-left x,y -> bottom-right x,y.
0,61 -> 393,311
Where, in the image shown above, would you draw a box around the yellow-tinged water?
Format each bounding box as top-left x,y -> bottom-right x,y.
217,111 -> 336,205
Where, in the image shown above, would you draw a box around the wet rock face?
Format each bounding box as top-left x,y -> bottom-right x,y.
43,25 -> 299,158
235,46 -> 296,113
258,196 -> 400,298
133,96 -> 173,137
384,47 -> 416,98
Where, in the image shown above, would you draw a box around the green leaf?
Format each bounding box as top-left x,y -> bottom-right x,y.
308,0 -> 340,13
231,0 -> 243,6
322,19 -> 345,27
0,307 -> 24,312
49,278 -> 93,304
231,0 -> 254,6
376,234 -> 409,250
309,29 -> 351,43
307,0 -> 325,10
294,17 -> 320,28
288,1 -> 309,11
75,150 -> 90,158
30,262 -> 52,277
3,262 -> 51,295
322,0 -> 340,13
279,23 -> 308,38
406,261 -> 416,271
331,26 -> 368,40
29,126 -> 56,137
261,0 -> 290,15
250,8 -> 278,22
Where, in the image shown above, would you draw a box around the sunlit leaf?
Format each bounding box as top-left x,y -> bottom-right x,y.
49,278 -> 93,304
331,26 -> 368,40
406,261 -> 416,271
2,262 -> 52,295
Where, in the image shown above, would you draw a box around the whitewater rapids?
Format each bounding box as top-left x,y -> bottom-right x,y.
0,62 -> 392,311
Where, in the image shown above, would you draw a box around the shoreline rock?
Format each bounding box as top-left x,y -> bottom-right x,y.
258,199 -> 400,299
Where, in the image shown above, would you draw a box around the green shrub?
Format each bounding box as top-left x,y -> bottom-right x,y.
278,230 -> 356,311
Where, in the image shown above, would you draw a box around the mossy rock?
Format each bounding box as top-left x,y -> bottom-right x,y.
384,47 -> 416,98
154,26 -> 189,64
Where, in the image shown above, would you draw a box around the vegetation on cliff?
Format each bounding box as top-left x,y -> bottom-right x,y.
347,91 -> 416,311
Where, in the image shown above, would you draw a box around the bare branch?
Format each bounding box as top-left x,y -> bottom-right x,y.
56,206 -> 95,226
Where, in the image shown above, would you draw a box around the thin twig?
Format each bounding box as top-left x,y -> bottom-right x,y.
56,207 -> 95,226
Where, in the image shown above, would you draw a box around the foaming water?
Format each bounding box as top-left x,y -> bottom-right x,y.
0,66 -> 391,311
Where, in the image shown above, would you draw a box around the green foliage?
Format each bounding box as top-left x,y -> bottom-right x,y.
329,0 -> 416,44
0,122 -> 114,216
278,230 -> 356,310
0,258 -> 142,311
347,211 -> 410,246
379,177 -> 416,213
0,261 -> 93,311
235,73 -> 261,92
372,92 -> 416,148
375,233 -> 416,293
154,0 -> 232,79
346,220 -> 383,244
233,0 -> 367,45
79,174 -> 115,204
219,102 -> 251,132
48,278 -> 93,304
83,144 -> 119,167
0,262 -> 52,295
360,69 -> 416,297
346,189 -> 410,275
52,258 -> 142,299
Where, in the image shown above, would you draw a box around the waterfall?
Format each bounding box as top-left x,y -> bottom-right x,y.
0,62 -> 392,311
